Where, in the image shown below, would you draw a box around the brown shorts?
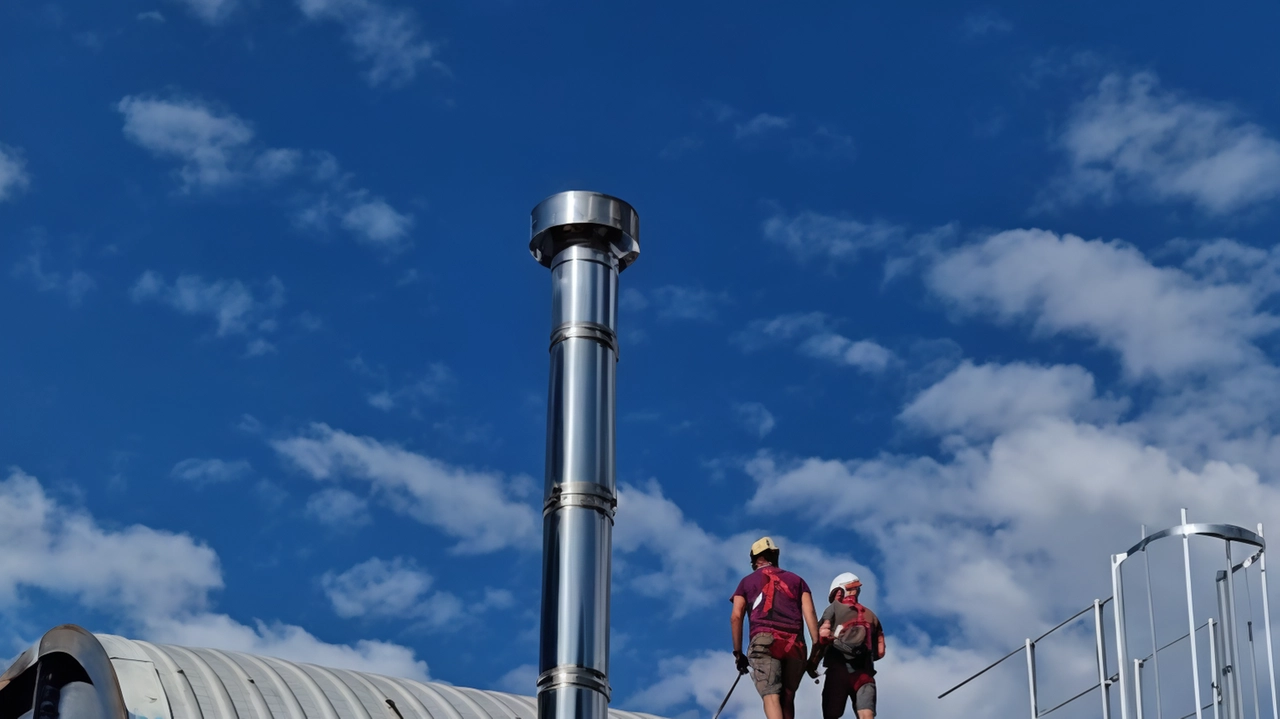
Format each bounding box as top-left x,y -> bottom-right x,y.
822,661 -> 876,717
747,632 -> 806,698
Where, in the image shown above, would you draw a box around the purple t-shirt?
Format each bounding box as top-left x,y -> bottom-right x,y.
732,567 -> 811,637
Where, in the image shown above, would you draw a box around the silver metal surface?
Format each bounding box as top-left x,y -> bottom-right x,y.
0,625 -> 129,719
0,630 -> 667,719
1097,598 -> 1114,719
1025,638 -> 1039,719
533,192 -> 639,719
1126,524 -> 1266,557
1142,526 -> 1166,719
1225,546 -> 1247,719
1212,619 -> 1223,719
1219,572 -> 1241,719
1116,553 -> 1134,719
1184,509 -> 1208,719
1258,525 -> 1279,719
530,192 -> 640,271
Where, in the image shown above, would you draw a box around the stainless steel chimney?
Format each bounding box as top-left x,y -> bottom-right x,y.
530,191 -> 639,719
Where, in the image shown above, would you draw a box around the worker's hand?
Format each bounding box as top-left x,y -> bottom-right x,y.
734,651 -> 749,675
806,661 -> 819,680
818,623 -> 832,642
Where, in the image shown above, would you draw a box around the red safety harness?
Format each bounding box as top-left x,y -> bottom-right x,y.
752,567 -> 803,659
834,596 -> 876,691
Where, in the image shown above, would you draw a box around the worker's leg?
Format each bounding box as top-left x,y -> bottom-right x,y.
748,635 -> 784,719
761,695 -> 784,719
821,663 -> 851,719
853,682 -> 876,719
778,655 -> 805,719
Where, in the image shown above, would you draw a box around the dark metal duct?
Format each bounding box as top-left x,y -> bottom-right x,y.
530,191 -> 640,719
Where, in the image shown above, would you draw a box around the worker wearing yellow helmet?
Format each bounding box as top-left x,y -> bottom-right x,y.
729,537 -> 820,719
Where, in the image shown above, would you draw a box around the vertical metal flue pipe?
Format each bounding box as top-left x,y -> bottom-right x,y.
530,191 -> 640,719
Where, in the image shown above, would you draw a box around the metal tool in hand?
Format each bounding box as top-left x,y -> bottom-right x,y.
712,672 -> 744,719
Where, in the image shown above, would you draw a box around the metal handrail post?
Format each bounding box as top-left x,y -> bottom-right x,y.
1257,524 -> 1278,719
1099,598 -> 1114,719
1026,638 -> 1039,719
1228,544 -> 1248,719
1185,508 -> 1207,719
1137,659 -> 1146,719
1212,618 -> 1222,719
1118,552 -> 1134,719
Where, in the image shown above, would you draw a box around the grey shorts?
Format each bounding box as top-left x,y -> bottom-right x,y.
822,661 -> 876,717
747,632 -> 805,697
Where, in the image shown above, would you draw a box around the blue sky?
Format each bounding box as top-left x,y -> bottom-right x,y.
5,1 -> 1280,717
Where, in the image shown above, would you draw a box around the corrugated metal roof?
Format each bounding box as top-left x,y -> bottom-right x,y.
88,635 -> 662,719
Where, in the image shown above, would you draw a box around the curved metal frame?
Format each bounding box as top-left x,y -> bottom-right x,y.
0,624 -> 129,719
1112,515 -> 1274,719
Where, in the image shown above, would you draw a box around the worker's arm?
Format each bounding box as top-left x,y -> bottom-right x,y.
875,630 -> 886,661
801,591 -> 820,646
731,596 -> 746,654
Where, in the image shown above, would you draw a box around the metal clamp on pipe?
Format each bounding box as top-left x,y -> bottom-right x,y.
549,321 -> 620,359
536,666 -> 612,701
543,482 -> 617,519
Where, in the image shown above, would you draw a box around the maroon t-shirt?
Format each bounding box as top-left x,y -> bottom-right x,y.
731,567 -> 811,637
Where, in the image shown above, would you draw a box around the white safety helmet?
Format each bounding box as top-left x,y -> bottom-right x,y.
828,572 -> 862,602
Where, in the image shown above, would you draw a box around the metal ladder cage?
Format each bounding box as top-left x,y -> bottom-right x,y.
938,511 -> 1280,719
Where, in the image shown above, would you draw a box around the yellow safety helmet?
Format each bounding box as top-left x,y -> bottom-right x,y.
750,536 -> 779,564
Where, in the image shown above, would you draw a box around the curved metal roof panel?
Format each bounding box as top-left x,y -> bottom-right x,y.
0,628 -> 665,719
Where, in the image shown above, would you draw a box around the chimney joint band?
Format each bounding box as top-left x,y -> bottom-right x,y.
536,666 -> 612,701
544,482 -> 617,519
549,322 -> 619,359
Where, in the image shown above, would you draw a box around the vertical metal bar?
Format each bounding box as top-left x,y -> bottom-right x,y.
1212,618 -> 1222,719
1099,598 -> 1114,719
1144,525 -> 1166,719
1229,544 -> 1248,719
1136,659 -> 1146,719
1185,508 -> 1207,719
1248,618 -> 1262,719
531,192 -> 640,719
1026,638 -> 1039,719
1258,524 -> 1279,719
1221,572 -> 1238,719
1117,553 -> 1134,719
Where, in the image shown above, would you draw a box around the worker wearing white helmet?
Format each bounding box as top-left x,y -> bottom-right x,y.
807,572 -> 885,719
729,537 -> 820,719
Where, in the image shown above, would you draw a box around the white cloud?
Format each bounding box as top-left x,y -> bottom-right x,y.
170,458 -> 253,485
137,11 -> 166,22
1046,72 -> 1280,214
614,480 -> 875,614
130,271 -> 285,354
926,229 -> 1279,379
629,286 -> 730,321
733,312 -> 830,351
271,424 -> 538,553
734,113 -> 791,139
296,0 -> 437,87
119,94 -> 413,252
0,145 -> 30,201
961,9 -> 1012,38
143,612 -> 430,680
798,333 -> 895,373
359,362 -> 454,412
0,468 -> 431,680
733,402 -> 775,439
117,95 -> 255,191
11,251 -> 96,305
494,663 -> 537,695
321,557 -> 463,627
900,361 -> 1122,439
341,197 -> 414,248
165,0 -> 236,24
763,211 -> 903,264
0,468 -> 222,619
305,487 -> 372,528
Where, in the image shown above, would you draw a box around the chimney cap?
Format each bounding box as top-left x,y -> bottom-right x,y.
530,191 -> 640,271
